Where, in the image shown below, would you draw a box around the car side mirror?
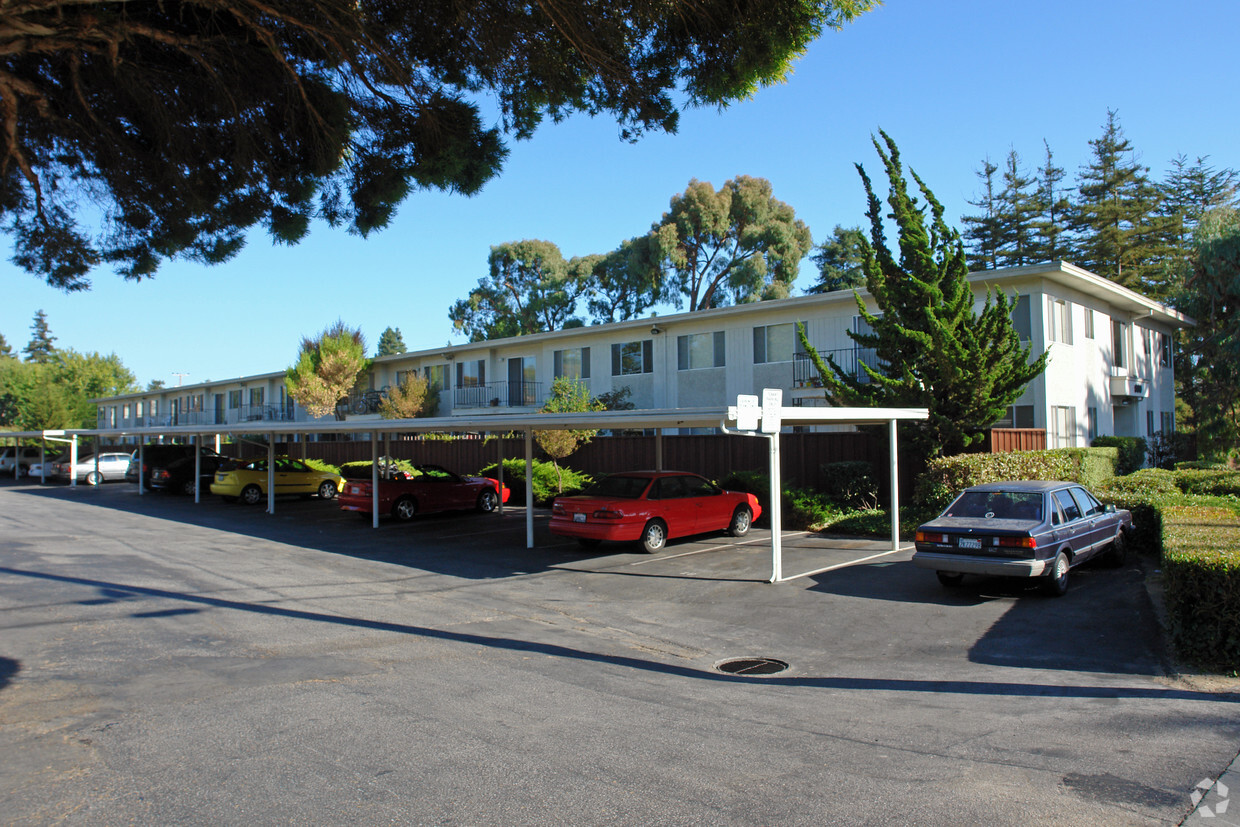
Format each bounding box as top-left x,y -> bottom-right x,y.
1104,504 -> 1116,513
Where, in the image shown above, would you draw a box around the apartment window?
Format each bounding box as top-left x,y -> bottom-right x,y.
423,364 -> 447,391
1147,410 -> 1155,437
228,390 -> 241,409
122,404 -> 131,420
1161,411 -> 1174,434
678,331 -> 725,370
554,347 -> 591,379
1088,407 -> 1098,442
1010,296 -> 1031,342
1111,319 -> 1126,370
994,405 -> 1035,429
249,388 -> 264,407
611,340 -> 653,376
1083,308 -> 1095,339
1047,298 -> 1073,344
1159,333 -> 1171,367
150,399 -> 159,418
136,401 -> 144,419
1049,406 -> 1076,448
753,323 -> 795,364
456,359 -> 485,387
1142,328 -> 1153,361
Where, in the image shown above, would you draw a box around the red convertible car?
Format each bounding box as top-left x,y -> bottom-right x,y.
339,464 -> 510,521
550,470 -> 761,552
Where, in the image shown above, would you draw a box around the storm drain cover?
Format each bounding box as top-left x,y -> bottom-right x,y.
714,657 -> 789,676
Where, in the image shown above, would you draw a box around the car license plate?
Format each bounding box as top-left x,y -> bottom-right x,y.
573,513 -> 586,523
958,537 -> 981,549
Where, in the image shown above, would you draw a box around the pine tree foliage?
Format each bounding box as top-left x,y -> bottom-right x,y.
284,322 -> 369,419
995,150 -> 1038,267
377,327 -> 407,357
799,131 -> 1047,462
22,310 -> 56,363
0,333 -> 13,358
962,158 -> 1001,271
2,0 -> 876,291
1028,140 -> 1073,264
806,225 -> 867,293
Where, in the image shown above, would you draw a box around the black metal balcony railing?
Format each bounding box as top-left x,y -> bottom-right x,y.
454,380 -> 543,409
793,347 -> 879,388
337,389 -> 390,417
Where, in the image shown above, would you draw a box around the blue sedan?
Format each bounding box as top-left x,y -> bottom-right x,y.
912,480 -> 1133,596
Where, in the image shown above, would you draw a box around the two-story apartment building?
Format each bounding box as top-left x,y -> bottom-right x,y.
94,262 -> 1190,446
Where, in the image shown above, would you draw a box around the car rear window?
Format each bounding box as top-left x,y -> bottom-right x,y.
945,491 -> 1043,520
586,475 -> 652,499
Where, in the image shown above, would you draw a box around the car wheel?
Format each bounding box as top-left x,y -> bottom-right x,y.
240,484 -> 263,506
392,496 -> 417,522
936,571 -> 964,587
576,537 -> 602,549
476,488 -> 499,513
318,480 -> 337,500
86,471 -> 103,486
181,480 -> 197,497
640,520 -> 667,554
728,506 -> 753,537
1103,530 -> 1127,568
1044,551 -> 1071,597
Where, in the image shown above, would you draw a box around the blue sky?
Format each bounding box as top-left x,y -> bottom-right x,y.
3,0 -> 1237,389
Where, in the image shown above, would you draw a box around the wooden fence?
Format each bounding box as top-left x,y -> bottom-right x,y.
983,428 -> 1046,453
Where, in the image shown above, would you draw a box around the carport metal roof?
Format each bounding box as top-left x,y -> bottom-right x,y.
4,404 -> 928,582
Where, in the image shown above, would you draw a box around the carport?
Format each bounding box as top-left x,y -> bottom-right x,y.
3,400 -> 927,582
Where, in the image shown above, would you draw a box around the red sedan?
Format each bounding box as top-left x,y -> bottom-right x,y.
550,470 -> 761,552
339,464 -> 510,521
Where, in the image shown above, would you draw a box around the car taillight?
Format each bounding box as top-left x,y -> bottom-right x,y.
996,536 -> 1037,549
593,508 -> 624,520
915,530 -> 948,543
551,503 -> 566,515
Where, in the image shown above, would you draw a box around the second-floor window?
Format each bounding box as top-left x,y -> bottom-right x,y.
1083,308 -> 1095,339
228,390 -> 241,409
1047,298 -> 1072,344
611,340 -> 653,376
1160,332 -> 1171,367
423,364 -> 447,391
554,347 -> 591,379
1111,319 -> 1126,370
677,331 -> 725,370
753,323 -> 795,364
456,359 -> 485,387
249,388 -> 264,407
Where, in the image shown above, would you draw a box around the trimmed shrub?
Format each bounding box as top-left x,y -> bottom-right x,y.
820,461 -> 879,509
1173,468 -> 1240,498
302,457 -> 342,476
1161,505 -> 1240,673
1092,435 -> 1147,475
913,447 -> 1117,515
477,458 -> 591,506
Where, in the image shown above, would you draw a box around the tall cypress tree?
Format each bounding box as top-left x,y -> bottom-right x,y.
22,310 -> 56,363
1159,154 -> 1240,270
995,149 -> 1038,268
962,157 -> 1001,270
1029,140 -> 1072,264
798,131 -> 1047,464
1070,110 -> 1165,291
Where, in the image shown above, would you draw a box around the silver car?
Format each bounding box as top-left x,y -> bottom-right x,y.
56,452 -> 135,485
912,480 -> 1134,596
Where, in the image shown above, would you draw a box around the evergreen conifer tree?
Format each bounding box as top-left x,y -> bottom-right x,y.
0,333 -> 13,358
962,157 -> 1001,270
995,149 -> 1038,267
1029,140 -> 1073,264
806,225 -> 867,293
376,327 -> 407,357
798,132 -> 1047,464
22,310 -> 56,363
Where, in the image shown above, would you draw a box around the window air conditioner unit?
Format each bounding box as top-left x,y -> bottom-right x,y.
1132,382 -> 1145,395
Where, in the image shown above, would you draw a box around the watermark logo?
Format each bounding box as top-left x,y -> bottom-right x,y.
1190,777 -> 1230,820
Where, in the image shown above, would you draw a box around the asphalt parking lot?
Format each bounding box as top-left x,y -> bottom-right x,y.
2,479 -> 1238,825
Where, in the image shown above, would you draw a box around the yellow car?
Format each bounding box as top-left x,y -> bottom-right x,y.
210,457 -> 343,505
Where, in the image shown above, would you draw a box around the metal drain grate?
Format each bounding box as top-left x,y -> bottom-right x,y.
714,657 -> 789,676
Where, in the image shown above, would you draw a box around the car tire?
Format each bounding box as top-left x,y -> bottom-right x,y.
640,520 -> 667,554
85,471 -> 103,486
728,506 -> 753,537
1103,530 -> 1127,568
317,480 -> 337,500
576,537 -> 602,549
936,571 -> 965,587
240,484 -> 263,506
181,480 -> 197,497
476,488 -> 499,513
1044,551 -> 1071,597
392,496 -> 417,522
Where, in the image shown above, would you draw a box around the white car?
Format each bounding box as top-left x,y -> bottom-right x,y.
0,446 -> 46,476
27,453 -> 70,480
56,452 -> 135,485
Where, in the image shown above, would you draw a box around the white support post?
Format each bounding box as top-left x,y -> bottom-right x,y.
496,435 -> 504,515
889,418 -> 900,552
266,440 -> 275,514
371,432 -> 380,529
134,441 -> 140,494
70,437 -> 79,488
769,432 -> 783,583
524,431 -> 534,549
37,441 -> 45,483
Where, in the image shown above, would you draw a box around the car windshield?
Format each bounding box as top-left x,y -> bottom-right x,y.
585,475 -> 652,499
945,491 -> 1043,521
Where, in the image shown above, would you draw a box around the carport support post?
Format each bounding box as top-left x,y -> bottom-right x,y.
371,431 -> 379,529
496,435 -> 504,516
769,432 -> 782,583
193,434 -> 201,503
70,436 -> 78,488
524,430 -> 534,549
266,439 -> 275,514
135,442 -> 141,494
889,418 -> 900,552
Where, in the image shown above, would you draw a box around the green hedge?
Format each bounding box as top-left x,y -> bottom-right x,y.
913,447 -> 1117,515
1092,436 -> 1147,475
1161,505 -> 1240,673
339,457 -> 418,480
477,458 -> 592,507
